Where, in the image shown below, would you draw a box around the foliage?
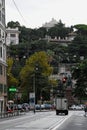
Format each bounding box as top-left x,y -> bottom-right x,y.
48,20 -> 72,39
7,21 -> 87,102
72,59 -> 87,100
7,58 -> 19,100
7,58 -> 19,87
19,51 -> 53,102
7,21 -> 20,28
68,24 -> 87,62
36,27 -> 47,38
30,40 -> 48,54
74,24 -> 87,35
20,51 -> 53,78
7,20 -> 72,43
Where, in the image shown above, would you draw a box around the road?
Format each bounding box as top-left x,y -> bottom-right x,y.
55,111 -> 87,130
0,110 -> 86,130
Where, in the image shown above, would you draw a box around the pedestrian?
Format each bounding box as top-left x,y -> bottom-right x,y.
84,104 -> 87,117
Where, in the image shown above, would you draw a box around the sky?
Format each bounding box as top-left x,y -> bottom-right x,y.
5,0 -> 87,28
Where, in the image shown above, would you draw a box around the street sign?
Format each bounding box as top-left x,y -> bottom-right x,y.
29,92 -> 35,98
9,88 -> 17,92
29,92 -> 35,107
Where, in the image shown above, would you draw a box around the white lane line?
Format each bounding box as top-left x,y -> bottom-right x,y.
48,113 -> 73,130
5,129 -> 25,130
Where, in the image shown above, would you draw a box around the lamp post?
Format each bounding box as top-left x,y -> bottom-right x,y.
33,66 -> 38,113
33,73 -> 35,113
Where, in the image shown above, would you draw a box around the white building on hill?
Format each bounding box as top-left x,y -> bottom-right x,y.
6,27 -> 20,46
42,18 -> 58,29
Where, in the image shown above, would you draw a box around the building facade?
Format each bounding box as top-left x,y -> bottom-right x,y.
0,0 -> 7,112
6,27 -> 20,46
42,18 -> 58,29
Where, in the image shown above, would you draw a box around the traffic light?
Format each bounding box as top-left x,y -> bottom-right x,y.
62,77 -> 67,83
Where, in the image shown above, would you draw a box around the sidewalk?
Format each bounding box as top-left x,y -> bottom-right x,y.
0,110 -> 25,119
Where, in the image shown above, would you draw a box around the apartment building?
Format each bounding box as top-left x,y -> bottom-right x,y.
6,27 -> 20,46
0,0 -> 7,112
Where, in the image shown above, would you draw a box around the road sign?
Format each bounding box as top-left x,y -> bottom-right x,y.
9,88 -> 17,92
29,92 -> 35,98
29,92 -> 35,107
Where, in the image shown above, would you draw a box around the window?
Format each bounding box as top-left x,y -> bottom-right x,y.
4,85 -> 7,93
0,3 -> 1,9
3,66 -> 6,77
0,46 -> 2,58
0,84 -> 3,93
2,32 -> 5,38
10,40 -> 16,45
0,65 -> 2,75
3,46 -> 6,61
0,29 -> 1,38
0,10 -> 1,21
10,34 -> 16,37
2,0 -> 5,7
2,13 -> 5,25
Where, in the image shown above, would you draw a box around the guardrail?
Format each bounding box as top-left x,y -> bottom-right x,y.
0,110 -> 25,119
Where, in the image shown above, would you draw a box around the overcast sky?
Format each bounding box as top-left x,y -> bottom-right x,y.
5,0 -> 87,28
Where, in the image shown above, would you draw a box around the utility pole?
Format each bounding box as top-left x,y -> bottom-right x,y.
33,73 -> 36,113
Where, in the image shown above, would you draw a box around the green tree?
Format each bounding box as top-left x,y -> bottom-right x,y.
7,58 -> 19,100
68,24 -> 87,61
48,20 -> 72,39
7,58 -> 19,87
37,27 -> 47,38
7,21 -> 20,28
30,40 -> 48,54
20,51 -> 53,102
74,24 -> 87,35
72,59 -> 87,102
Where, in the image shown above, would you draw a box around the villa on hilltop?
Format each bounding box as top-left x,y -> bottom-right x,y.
42,18 -> 58,29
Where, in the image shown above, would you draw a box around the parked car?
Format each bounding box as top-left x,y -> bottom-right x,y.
22,103 -> 30,111
35,104 -> 40,110
41,104 -> 45,109
69,104 -> 83,110
17,104 -> 22,110
79,104 -> 84,110
44,104 -> 52,110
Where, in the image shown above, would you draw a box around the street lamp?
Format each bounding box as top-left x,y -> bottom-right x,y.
33,73 -> 35,113
33,66 -> 38,113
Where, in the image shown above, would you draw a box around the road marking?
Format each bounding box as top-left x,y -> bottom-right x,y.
48,113 -> 73,130
6,129 -> 25,130
6,128 -> 27,130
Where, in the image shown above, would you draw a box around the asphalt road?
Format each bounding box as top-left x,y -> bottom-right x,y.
56,112 -> 87,130
0,110 -> 86,130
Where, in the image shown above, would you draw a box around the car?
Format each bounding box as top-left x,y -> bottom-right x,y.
69,105 -> 77,110
44,104 -> 52,109
17,104 -> 23,110
69,104 -> 83,110
75,105 -> 82,110
79,104 -> 84,110
35,104 -> 40,110
41,104 -> 45,109
22,103 -> 30,111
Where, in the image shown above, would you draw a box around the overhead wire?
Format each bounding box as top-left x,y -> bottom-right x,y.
12,0 -> 29,26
